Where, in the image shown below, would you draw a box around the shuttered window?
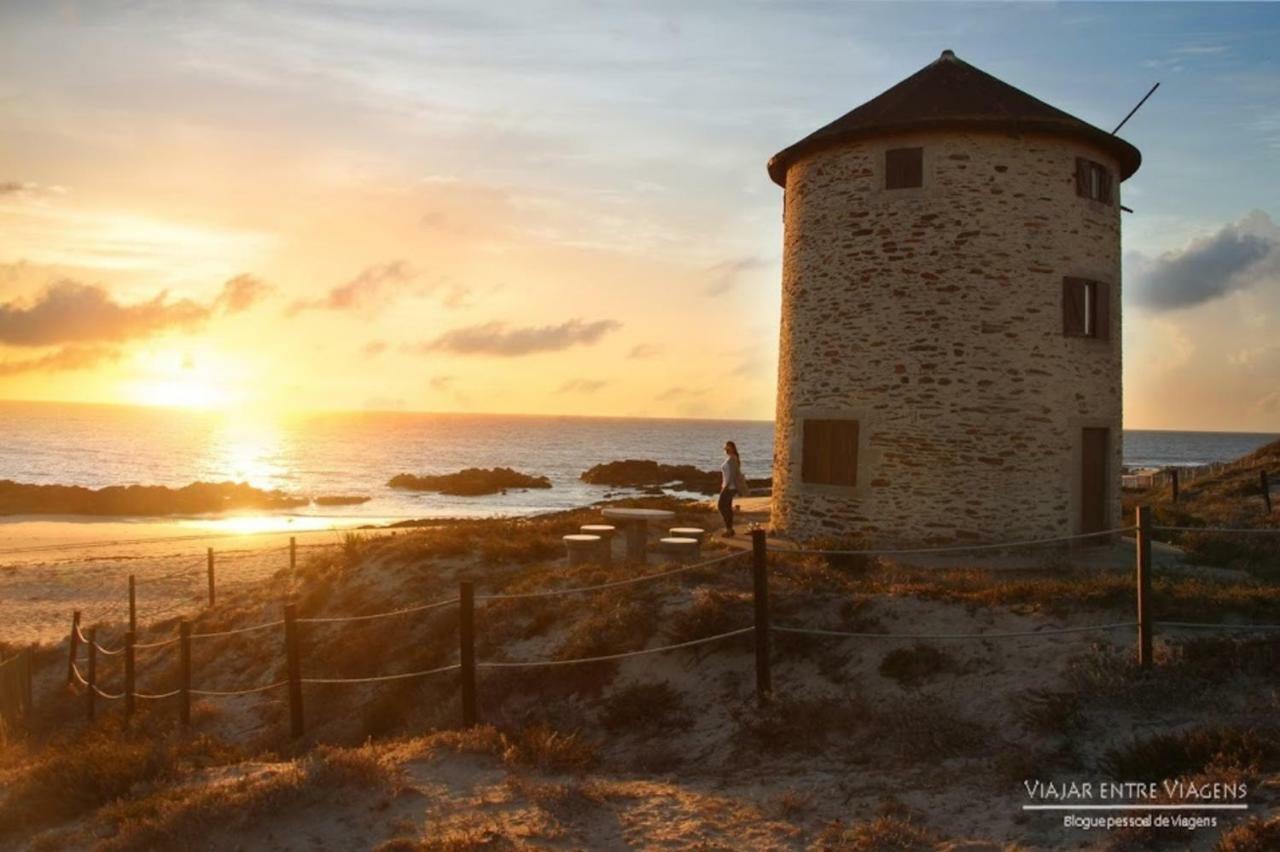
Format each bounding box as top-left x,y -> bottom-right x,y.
1074,157 -> 1113,205
885,147 -> 923,190
802,419 -> 859,487
1063,277 -> 1110,340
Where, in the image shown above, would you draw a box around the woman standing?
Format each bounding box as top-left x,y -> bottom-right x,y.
719,441 -> 748,537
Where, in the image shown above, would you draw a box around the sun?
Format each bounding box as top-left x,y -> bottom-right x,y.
130,377 -> 232,409
126,347 -> 238,409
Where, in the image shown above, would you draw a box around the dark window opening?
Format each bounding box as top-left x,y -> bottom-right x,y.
1063,277 -> 1110,340
1075,157 -> 1113,205
802,419 -> 859,487
885,147 -> 923,190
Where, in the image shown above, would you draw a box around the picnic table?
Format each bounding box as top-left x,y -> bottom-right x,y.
601,507 -> 676,562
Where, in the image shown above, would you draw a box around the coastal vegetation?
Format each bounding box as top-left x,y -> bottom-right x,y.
1126,437 -> 1280,572
386,467 -> 552,496
4,446 -> 1279,848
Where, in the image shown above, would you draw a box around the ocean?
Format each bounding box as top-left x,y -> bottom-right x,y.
0,401 -> 1274,524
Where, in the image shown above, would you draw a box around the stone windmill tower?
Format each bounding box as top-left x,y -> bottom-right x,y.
767,50 -> 1142,545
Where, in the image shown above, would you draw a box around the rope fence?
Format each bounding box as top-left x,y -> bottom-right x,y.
476,627 -> 755,668
771,622 -> 1139,641
1154,526 -> 1280,534
768,526 -> 1135,556
48,511 -> 1280,740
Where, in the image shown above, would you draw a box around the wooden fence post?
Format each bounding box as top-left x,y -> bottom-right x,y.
1263,470 -> 1273,514
24,646 -> 34,717
128,574 -> 137,634
1136,506 -> 1153,668
179,621 -> 192,727
459,581 -> 477,727
284,603 -> 304,738
66,610 -> 81,685
204,547 -> 215,606
290,537 -> 297,576
751,529 -> 772,703
86,629 -> 98,722
1170,468 -> 1180,503
124,631 -> 136,719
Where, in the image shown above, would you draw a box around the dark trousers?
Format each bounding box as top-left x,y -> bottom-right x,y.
718,488 -> 737,531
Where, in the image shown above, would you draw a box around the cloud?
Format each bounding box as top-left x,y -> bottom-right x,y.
439,282 -> 472,309
1,281 -> 206,346
286,261 -> 414,316
704,257 -> 768,296
362,340 -> 388,357
0,275 -> 271,347
628,343 -> 661,359
429,374 -> 470,405
656,386 -> 707,401
420,318 -> 621,357
1129,211 -> 1279,311
0,180 -> 66,198
556,378 -> 606,394
0,345 -> 121,376
213,274 -> 273,314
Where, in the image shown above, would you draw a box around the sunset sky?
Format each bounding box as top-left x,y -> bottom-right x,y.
1,2 -> 1278,429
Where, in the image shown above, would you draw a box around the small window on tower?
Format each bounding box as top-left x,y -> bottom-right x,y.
885,147 -> 923,190
1062,277 -> 1110,340
802,419 -> 859,487
1075,157 -> 1113,205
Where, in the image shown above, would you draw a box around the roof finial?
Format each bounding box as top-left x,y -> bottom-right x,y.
940,48 -> 956,60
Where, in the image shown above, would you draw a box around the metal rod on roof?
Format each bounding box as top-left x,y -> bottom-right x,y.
1111,82 -> 1160,135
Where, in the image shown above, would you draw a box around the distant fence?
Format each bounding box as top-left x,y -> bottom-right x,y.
67,539 -> 301,632
50,511 -> 1280,739
1123,464 -> 1274,513
0,649 -> 35,734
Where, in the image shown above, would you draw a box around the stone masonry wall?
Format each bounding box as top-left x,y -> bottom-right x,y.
771,130 -> 1123,545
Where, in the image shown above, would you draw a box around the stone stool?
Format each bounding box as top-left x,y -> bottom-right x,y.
580,524 -> 616,564
669,526 -> 706,546
658,536 -> 700,563
564,534 -> 603,566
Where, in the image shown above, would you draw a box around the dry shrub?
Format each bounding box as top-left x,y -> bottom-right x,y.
872,694 -> 990,761
771,552 -> 863,595
815,800 -> 937,851
1162,633 -> 1280,690
404,722 -> 594,772
771,788 -> 814,819
1218,815 -> 1280,852
877,643 -> 956,688
411,724 -> 509,760
732,695 -> 865,755
1015,688 -> 1083,736
1101,726 -> 1280,781
598,681 -> 690,733
547,595 -> 660,693
504,723 -> 596,773
0,723 -> 240,838
94,745 -> 395,852
664,588 -> 753,645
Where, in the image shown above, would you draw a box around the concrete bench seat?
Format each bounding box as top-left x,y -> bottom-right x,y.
564,534 -> 603,566
658,536 -> 700,563
668,526 -> 706,545
580,524 -> 616,564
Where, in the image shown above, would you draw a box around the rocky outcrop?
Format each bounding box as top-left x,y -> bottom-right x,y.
0,480 -> 309,516
387,468 -> 552,496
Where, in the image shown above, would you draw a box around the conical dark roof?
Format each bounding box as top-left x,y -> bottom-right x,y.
767,50 -> 1141,186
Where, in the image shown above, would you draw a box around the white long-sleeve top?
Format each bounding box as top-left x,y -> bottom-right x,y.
721,455 -> 741,491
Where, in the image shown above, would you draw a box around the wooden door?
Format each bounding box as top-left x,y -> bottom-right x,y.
1081,428 -> 1109,533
